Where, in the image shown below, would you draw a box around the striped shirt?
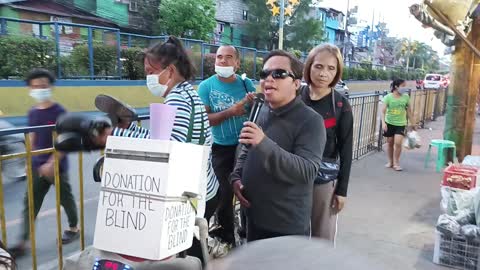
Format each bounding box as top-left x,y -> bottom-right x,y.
112,82 -> 219,201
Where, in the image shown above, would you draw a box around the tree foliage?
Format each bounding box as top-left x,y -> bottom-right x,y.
0,36 -> 56,79
156,0 -> 217,40
284,0 -> 326,52
245,0 -> 325,51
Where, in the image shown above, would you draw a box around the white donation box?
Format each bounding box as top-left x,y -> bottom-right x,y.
93,136 -> 209,260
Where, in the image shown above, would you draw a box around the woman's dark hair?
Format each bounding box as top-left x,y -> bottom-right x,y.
263,50 -> 304,80
25,68 -> 55,86
0,240 -> 15,269
144,36 -> 196,80
390,79 -> 406,92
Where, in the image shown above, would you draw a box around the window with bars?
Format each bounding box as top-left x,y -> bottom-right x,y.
129,1 -> 138,12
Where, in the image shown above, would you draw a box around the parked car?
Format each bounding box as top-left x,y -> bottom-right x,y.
300,80 -> 349,96
335,80 -> 349,95
423,73 -> 443,89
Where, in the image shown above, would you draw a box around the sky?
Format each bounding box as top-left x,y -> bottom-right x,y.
318,0 -> 447,55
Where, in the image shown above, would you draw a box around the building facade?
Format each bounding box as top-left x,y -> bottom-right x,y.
213,0 -> 250,46
311,7 -> 345,48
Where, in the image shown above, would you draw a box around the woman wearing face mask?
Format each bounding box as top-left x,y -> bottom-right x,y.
89,36 -> 219,262
382,79 -> 415,171
299,44 -> 353,243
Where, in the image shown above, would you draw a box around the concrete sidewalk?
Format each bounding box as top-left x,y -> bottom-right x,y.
338,115 -> 480,269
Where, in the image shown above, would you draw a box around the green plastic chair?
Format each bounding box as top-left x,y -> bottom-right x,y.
424,139 -> 456,172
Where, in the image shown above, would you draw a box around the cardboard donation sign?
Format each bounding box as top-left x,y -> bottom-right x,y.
93,136 -> 209,260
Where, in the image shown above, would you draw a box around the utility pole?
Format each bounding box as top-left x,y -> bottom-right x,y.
444,19 -> 480,160
279,0 -> 285,49
344,0 -> 350,61
267,0 -> 299,50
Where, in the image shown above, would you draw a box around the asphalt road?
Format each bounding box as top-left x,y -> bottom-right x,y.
4,150 -> 102,269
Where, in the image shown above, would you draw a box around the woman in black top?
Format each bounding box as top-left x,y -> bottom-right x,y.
300,44 -> 354,242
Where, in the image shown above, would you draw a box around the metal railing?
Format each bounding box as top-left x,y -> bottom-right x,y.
0,89 -> 447,268
0,17 -> 266,81
0,114 -> 150,270
348,92 -> 382,160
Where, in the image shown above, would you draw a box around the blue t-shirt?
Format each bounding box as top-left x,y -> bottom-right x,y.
198,75 -> 256,146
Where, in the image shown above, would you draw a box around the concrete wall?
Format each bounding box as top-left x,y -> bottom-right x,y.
0,80 -> 151,116
0,80 -> 416,117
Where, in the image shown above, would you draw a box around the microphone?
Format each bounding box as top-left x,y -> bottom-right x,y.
248,93 -> 265,124
242,93 -> 265,147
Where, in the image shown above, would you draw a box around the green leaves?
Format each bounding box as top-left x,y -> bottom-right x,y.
341,67 -> 425,81
245,0 -> 325,51
0,36 -> 56,79
156,0 -> 216,40
284,0 -> 326,52
70,43 -> 117,77
121,47 -> 145,80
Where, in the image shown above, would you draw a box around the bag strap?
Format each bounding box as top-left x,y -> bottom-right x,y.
242,79 -> 249,94
185,91 -> 206,144
331,88 -> 336,115
331,88 -> 339,150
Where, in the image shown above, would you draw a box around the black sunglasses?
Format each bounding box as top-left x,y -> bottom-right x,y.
259,69 -> 296,80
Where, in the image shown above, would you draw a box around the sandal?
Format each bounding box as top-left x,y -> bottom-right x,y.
393,165 -> 403,171
8,245 -> 27,259
62,230 -> 80,244
95,94 -> 137,127
385,163 -> 393,168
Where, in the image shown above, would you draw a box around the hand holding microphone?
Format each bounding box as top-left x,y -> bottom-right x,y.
239,93 -> 265,147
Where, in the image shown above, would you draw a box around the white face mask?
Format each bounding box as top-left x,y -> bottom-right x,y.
146,70 -> 170,97
215,65 -> 235,78
29,88 -> 52,102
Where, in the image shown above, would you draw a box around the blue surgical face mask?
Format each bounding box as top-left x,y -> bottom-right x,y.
29,88 -> 52,102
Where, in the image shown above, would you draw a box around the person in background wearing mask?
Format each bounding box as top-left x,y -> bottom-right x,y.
197,45 -> 256,248
10,69 -> 79,258
382,79 -> 415,171
300,44 -> 353,243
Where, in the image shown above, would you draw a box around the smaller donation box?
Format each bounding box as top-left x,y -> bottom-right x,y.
93,136 -> 209,260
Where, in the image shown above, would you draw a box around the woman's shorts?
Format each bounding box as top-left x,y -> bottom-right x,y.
383,123 -> 405,137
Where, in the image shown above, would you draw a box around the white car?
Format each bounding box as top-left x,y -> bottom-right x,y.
423,74 -> 443,89
335,80 -> 349,94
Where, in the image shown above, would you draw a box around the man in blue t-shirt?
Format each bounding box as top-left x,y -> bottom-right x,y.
198,45 -> 256,246
9,69 -> 79,258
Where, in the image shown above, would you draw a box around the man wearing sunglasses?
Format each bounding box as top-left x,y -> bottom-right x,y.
198,45 -> 256,247
229,50 -> 326,241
